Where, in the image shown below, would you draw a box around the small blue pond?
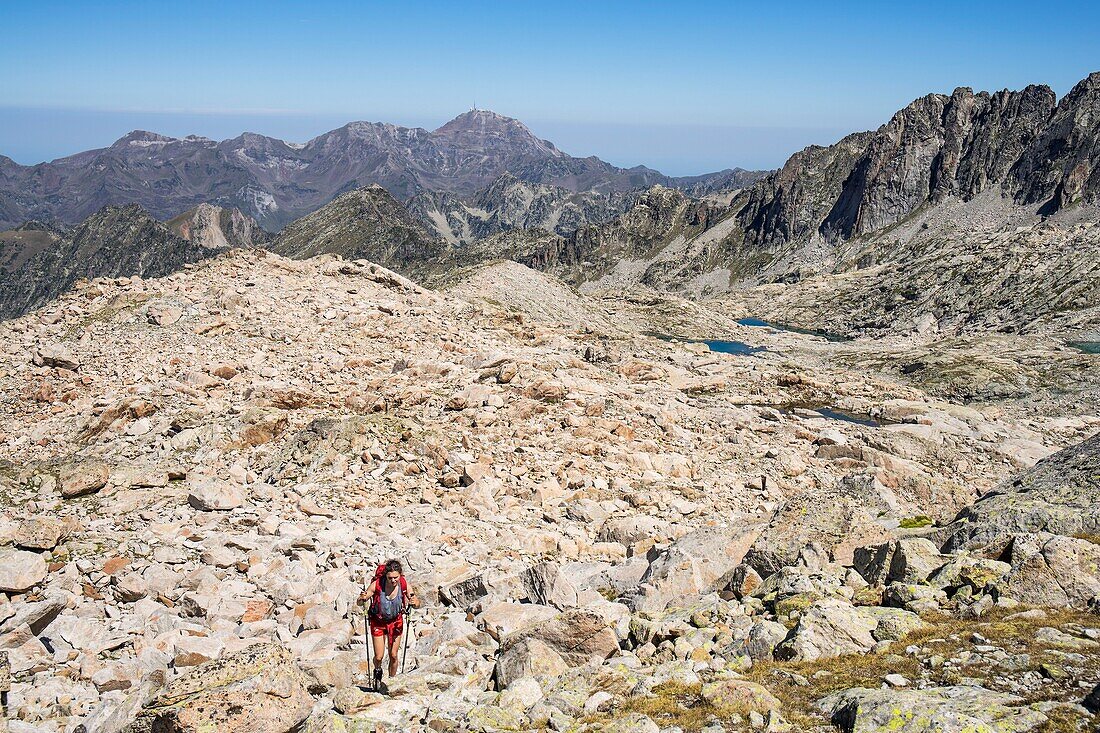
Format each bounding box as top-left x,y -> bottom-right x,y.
649,332 -> 765,356
704,339 -> 767,356
1068,341 -> 1100,354
792,407 -> 883,427
737,317 -> 851,342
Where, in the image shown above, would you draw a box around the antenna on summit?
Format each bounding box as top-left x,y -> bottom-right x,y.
472,99 -> 477,111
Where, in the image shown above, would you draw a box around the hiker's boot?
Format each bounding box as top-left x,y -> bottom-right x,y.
373,667 -> 383,691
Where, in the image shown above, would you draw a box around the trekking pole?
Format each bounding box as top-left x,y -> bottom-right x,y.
401,607 -> 412,674
363,572 -> 373,690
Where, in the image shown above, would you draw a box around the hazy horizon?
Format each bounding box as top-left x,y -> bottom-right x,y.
0,105 -> 854,176
2,0 -> 1098,175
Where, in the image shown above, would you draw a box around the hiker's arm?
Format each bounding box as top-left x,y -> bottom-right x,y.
359,579 -> 377,603
407,585 -> 421,608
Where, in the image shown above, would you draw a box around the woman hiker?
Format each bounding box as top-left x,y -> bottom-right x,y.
360,559 -> 420,689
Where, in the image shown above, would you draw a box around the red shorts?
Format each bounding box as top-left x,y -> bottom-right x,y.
369,615 -> 403,639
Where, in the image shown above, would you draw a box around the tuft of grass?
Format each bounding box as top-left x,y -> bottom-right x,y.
899,515 -> 933,528
604,681 -> 757,732
1036,705 -> 1094,733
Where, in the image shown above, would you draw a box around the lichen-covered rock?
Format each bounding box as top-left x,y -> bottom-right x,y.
741,620 -> 790,660
944,432 -> 1100,552
59,459 -> 109,498
819,685 -> 1049,732
997,532 -> 1100,608
127,643 -> 313,733
700,678 -> 782,712
858,606 -> 926,642
13,515 -> 67,550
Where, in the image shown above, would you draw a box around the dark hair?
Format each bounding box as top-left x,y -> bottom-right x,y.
384,559 -> 403,576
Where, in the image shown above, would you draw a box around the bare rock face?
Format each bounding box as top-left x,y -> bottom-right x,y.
127,644 -> 313,733
1013,72 -> 1100,211
167,203 -> 271,250
734,76 -> 1098,251
817,84 -> 1057,240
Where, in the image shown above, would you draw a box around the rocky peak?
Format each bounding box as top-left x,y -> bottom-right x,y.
433,109 -> 561,158
733,74 -> 1098,254
109,130 -> 180,148
270,186 -> 446,275
1012,72 -> 1100,210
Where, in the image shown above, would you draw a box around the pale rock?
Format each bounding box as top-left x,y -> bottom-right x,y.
128,643 -> 313,732
496,636 -> 570,688
188,478 -> 245,511
32,343 -> 79,370
331,685 -> 384,714
0,549 -> 48,593
774,599 -> 878,661
522,561 -> 579,609
13,516 -> 66,550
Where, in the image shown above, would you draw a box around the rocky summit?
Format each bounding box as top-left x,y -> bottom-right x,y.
0,241 -> 1098,733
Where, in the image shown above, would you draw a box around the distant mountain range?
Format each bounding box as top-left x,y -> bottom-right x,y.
0,109 -> 767,231
2,72 -> 1098,336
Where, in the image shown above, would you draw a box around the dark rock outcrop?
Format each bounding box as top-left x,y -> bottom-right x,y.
944,431 -> 1100,552
0,204 -> 214,319
270,185 -> 448,276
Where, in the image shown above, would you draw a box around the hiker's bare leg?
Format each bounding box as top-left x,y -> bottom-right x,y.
388,632 -> 401,676
371,632 -> 386,672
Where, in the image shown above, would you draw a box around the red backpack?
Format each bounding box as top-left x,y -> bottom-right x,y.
368,563 -> 408,622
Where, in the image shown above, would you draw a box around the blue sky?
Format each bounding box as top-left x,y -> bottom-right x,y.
1,0 -> 1097,174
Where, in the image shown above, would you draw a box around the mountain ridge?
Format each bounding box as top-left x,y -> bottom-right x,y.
0,109 -> 764,231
